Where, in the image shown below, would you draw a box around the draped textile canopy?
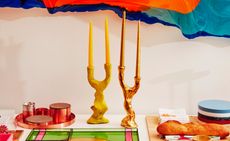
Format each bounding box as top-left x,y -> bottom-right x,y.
43,0 -> 200,14
1,0 -> 230,38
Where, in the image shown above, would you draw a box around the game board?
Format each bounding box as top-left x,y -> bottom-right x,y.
26,128 -> 139,141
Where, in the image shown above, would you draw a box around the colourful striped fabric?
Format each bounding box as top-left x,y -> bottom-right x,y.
42,0 -> 200,14
1,0 -> 230,38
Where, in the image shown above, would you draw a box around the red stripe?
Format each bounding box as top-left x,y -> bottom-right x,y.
35,129 -> 46,140
125,128 -> 133,141
198,116 -> 230,124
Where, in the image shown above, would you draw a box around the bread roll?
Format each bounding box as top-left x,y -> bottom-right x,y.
157,120 -> 229,139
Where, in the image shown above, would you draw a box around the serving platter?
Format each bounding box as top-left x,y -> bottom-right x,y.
145,115 -> 230,141
15,113 -> 75,129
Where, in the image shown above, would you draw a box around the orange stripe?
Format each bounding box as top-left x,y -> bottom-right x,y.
43,0 -> 200,14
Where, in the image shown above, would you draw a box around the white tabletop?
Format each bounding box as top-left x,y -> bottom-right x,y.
17,114 -> 149,141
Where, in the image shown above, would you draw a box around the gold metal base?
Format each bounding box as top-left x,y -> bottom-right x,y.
118,11 -> 141,128
119,66 -> 140,128
121,115 -> 137,128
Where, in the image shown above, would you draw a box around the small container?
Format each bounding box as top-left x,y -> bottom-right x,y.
26,115 -> 53,126
23,102 -> 35,120
35,108 -> 49,115
198,100 -> 230,124
49,103 -> 71,124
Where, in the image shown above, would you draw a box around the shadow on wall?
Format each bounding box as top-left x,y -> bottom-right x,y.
150,69 -> 210,113
0,38 -> 25,112
0,8 -> 230,48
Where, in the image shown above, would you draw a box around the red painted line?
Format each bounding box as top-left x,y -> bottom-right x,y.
198,116 -> 230,124
35,129 -> 46,140
125,128 -> 133,141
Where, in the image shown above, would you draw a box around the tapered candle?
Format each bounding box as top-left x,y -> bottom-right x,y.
105,17 -> 110,64
89,22 -> 93,68
120,11 -> 126,67
136,21 -> 140,78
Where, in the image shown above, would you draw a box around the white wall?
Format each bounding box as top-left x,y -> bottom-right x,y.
0,8 -> 230,115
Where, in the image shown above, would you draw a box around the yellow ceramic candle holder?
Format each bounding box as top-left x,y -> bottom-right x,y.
87,18 -> 111,124
87,64 -> 111,124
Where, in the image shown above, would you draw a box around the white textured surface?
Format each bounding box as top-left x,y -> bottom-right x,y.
198,109 -> 230,118
0,8 -> 230,115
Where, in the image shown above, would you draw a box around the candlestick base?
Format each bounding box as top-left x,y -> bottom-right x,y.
87,64 -> 111,124
118,66 -> 140,128
121,115 -> 138,128
87,116 -> 109,124
119,12 -> 141,128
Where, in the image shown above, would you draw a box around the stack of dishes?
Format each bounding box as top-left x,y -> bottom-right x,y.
198,100 -> 230,124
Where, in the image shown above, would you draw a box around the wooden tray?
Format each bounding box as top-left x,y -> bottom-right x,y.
145,115 -> 230,141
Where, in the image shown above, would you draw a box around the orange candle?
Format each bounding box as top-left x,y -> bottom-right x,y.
136,21 -> 140,78
120,11 -> 126,67
88,22 -> 93,67
105,17 -> 110,64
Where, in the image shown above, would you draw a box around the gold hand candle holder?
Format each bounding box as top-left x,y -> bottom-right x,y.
119,11 -> 141,128
87,19 -> 111,124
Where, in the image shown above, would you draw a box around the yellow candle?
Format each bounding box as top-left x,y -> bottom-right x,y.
105,17 -> 110,64
88,22 -> 93,67
136,21 -> 140,78
120,11 -> 126,67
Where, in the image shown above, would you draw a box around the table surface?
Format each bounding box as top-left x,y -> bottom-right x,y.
17,114 -> 149,141
11,114 -> 230,141
146,115 -> 230,141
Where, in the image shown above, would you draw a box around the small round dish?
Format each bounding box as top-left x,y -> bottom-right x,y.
26,115 -> 53,125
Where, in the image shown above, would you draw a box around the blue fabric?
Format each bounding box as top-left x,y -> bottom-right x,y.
0,0 -> 45,8
22,0 -> 45,8
144,0 -> 230,38
0,0 -> 21,8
